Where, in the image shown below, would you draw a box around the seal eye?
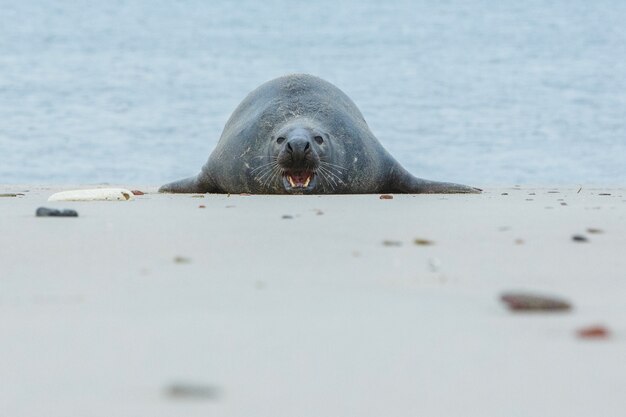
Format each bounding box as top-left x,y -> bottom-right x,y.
276,137 -> 286,144
314,136 -> 324,145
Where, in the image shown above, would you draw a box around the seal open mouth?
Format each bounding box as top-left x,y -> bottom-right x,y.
283,170 -> 317,191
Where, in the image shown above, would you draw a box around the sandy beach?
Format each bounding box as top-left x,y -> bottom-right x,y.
1,185 -> 625,417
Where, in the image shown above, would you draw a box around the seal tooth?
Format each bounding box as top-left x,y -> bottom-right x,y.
303,177 -> 311,187
288,176 -> 296,187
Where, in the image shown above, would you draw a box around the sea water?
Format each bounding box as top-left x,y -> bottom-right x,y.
1,0 -> 625,186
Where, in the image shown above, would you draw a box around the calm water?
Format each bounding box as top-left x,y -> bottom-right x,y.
1,0 -> 625,186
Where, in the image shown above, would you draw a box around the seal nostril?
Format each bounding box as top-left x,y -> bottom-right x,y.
304,142 -> 310,151
286,142 -> 292,151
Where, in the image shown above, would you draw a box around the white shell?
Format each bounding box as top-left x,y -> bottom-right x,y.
48,188 -> 135,202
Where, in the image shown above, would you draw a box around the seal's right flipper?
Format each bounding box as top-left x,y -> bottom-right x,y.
158,174 -> 220,194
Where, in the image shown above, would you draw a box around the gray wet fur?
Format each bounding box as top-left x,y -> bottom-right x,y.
159,74 -> 480,194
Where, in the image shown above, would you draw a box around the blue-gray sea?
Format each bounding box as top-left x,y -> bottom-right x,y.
1,0 -> 625,186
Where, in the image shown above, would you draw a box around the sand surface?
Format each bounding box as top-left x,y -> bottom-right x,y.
1,185 -> 625,417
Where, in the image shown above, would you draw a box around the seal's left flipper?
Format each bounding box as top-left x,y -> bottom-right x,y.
158,174 -> 221,194
388,167 -> 481,194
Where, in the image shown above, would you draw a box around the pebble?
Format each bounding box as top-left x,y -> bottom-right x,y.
281,215 -> 293,219
36,207 -> 78,217
379,194 -> 393,199
173,256 -> 191,264
500,292 -> 571,311
572,235 -> 589,242
198,205 -> 206,208
166,383 -> 220,400
382,240 -> 402,247
48,188 -> 134,201
577,325 -> 610,339
586,228 -> 603,234
414,238 -> 434,246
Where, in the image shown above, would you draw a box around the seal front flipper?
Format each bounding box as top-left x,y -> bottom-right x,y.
158,174 -> 221,194
388,166 -> 481,194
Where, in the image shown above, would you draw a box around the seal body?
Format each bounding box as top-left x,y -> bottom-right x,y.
159,74 -> 479,194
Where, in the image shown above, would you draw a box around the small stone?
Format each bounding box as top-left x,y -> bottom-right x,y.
586,228 -> 603,234
314,209 -> 324,215
131,190 -> 145,195
526,199 -> 534,201
577,325 -> 610,339
598,193 -> 611,196
560,202 -> 568,206
166,383 -> 220,400
382,240 -> 402,247
500,292 -> 571,311
501,192 -> 508,195
281,215 -> 293,219
379,194 -> 393,199
173,256 -> 191,264
0,193 -> 24,197
198,205 -> 206,208
191,195 -> 205,198
36,207 -> 78,217
514,239 -> 524,245
547,190 -> 560,194
414,238 -> 434,246
572,235 -> 588,242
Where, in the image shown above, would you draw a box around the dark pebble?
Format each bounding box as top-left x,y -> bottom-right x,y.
282,215 -> 293,219
577,325 -> 610,339
572,235 -> 588,242
414,238 -> 434,246
598,193 -> 611,196
36,207 -> 78,217
500,292 -> 571,311
586,228 -> 603,234
379,194 -> 393,199
198,205 -> 206,208
382,240 -> 402,247
560,202 -> 568,206
501,192 -> 508,195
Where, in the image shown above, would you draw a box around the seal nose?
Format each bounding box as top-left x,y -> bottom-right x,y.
286,137 -> 311,161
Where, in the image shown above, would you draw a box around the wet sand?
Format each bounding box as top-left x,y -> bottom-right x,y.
1,185 -> 625,417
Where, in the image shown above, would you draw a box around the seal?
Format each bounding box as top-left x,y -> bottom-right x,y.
159,74 -> 480,194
